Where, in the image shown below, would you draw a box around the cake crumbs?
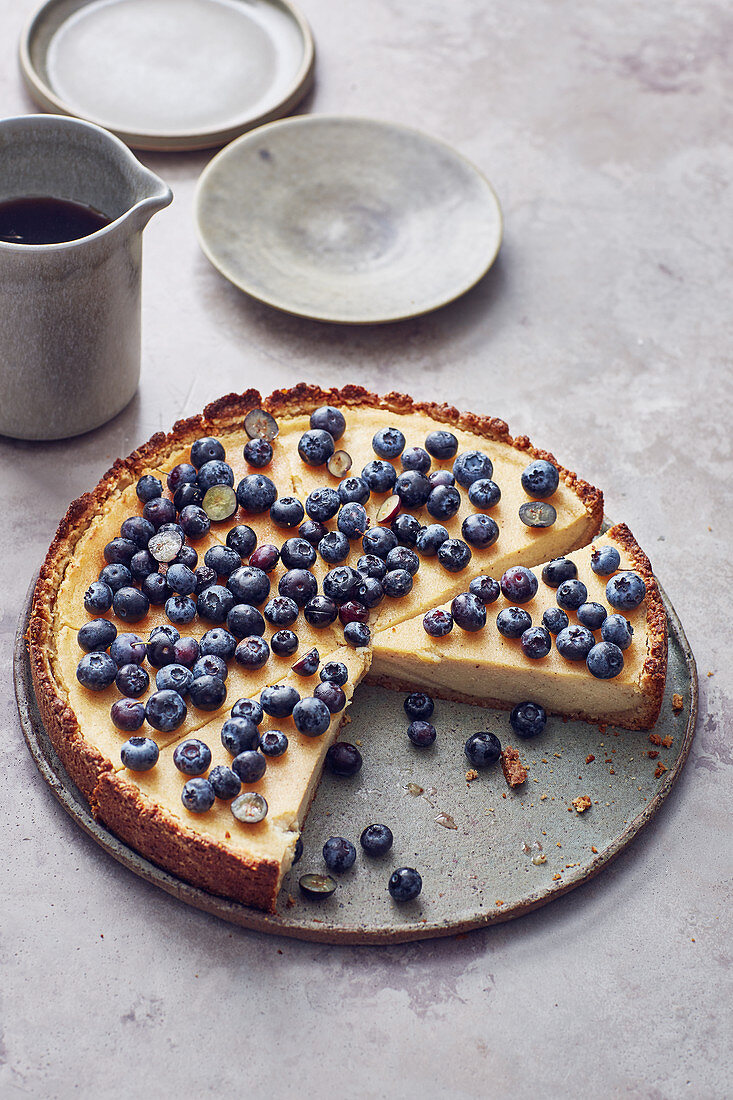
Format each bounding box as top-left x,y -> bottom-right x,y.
672,693 -> 684,712
540,793 -> 548,800
495,899 -> 504,906
343,714 -> 352,723
649,733 -> 662,746
465,769 -> 478,782
591,846 -> 598,854
647,750 -> 659,759
286,895 -> 296,909
654,762 -> 668,778
355,739 -> 362,746
585,754 -> 595,764
501,746 -> 528,787
552,873 -> 561,881
225,831 -> 231,839
541,758 -> 548,763
661,735 -> 674,748
572,795 -> 592,814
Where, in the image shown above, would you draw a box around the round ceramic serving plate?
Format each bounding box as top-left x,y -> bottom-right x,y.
15,578 -> 696,945
195,116 -> 503,323
19,0 -> 314,151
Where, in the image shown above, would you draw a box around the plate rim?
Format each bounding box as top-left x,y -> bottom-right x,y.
194,113 -> 504,324
14,562 -> 698,945
18,0 -> 316,152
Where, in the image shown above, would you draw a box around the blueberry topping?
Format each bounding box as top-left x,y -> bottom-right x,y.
543,606 -> 569,634
428,469 -> 455,488
591,545 -> 621,576
148,526 -> 183,564
221,717 -> 259,755
166,563 -> 197,595
298,429 -> 335,467
121,516 -> 156,549
226,525 -> 257,558
388,867 -> 422,902
120,736 -> 160,771
99,563 -> 133,592
496,607 -> 532,639
399,445 -> 430,474
76,651 -> 117,690
305,489 -> 340,527
601,614 -> 634,650
391,512 -> 422,547
453,451 -> 493,488
327,450 -> 352,478
243,408 -> 279,442
320,662 -> 348,686
226,603 -> 265,639
204,544 -> 241,578
115,663 -> 149,697
231,750 -> 267,784
227,566 -> 270,605
136,474 -> 163,502
164,594 -> 197,625
541,558 -> 578,588
587,641 -> 625,679
192,654 -> 228,682
555,625 -> 595,661
293,696 -> 332,736
322,565 -> 361,603
382,569 -> 413,598
303,595 -> 338,627
104,537 -> 138,566
278,568 -> 317,607
519,501 -> 557,528
202,485 -> 238,522
292,836 -> 304,865
606,571 -> 646,610
259,729 -> 289,757
109,632 -> 146,666
299,519 -> 329,548
270,629 -> 299,656
521,459 -> 559,499
261,684 -> 300,718
318,531 -> 350,564
173,484 -> 204,513
111,698 -> 146,731
270,496 -> 305,528
142,496 -> 177,530
155,663 -> 194,695
361,459 -> 397,493
129,550 -> 158,580
425,484 -> 459,521
313,681 -> 346,713
386,546 -> 419,576
425,430 -> 458,459
451,592 -> 487,632
78,618 -> 117,652
236,474 -> 277,514
510,701 -> 547,738
188,674 -> 227,711
264,595 -> 299,627
231,791 -> 268,823
408,720 -> 436,747
167,462 -> 198,494
556,578 -> 588,610
337,476 -> 370,505
299,873 -> 337,899
394,470 -> 431,508
500,566 -> 538,604
146,689 -> 187,731
520,626 -> 552,659
464,731 -> 501,766
372,427 -> 405,459
310,405 -> 345,439
468,478 -> 501,510
462,513 -> 500,548
171,737 -> 210,775
146,633 -> 178,668
323,836 -> 357,872
190,436 -> 226,468
577,602 -> 608,630
193,565 -> 217,594
208,765 -> 241,800
357,553 -> 387,580
196,460 -> 234,495
415,524 -> 449,556
197,584 -> 236,623
324,741 -> 362,776
360,823 -> 394,857
337,502 -> 369,540
243,437 -> 273,468
231,698 -> 264,724
362,526 -> 397,560
344,621 -> 371,648
247,545 -> 280,574
174,636 -> 200,667
468,576 -> 501,605
423,608 -> 453,637
356,576 -> 384,608
181,778 -> 215,813
437,538 -> 472,572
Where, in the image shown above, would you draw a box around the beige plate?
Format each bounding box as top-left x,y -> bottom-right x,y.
19,0 -> 315,152
195,115 -> 503,323
15,574 -> 697,945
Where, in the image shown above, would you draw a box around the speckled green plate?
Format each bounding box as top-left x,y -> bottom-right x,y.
15,577 -> 696,944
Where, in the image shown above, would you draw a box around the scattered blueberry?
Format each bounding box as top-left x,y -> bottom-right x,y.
310,405 -> 345,439
264,595 -> 299,627
361,459 -> 397,493
226,603 -> 266,639
200,627 -> 238,660
173,484 -> 204,514
174,636 -> 200,667
243,408 -> 279,442
226,525 -> 257,558
189,674 -> 227,710
298,429 -> 335,467
204,545 -> 241,578
453,451 -> 493,487
541,558 -> 578,588
292,836 -> 304,864
555,625 -> 595,661
194,565 -> 217,594
221,717 -> 260,755
556,578 -> 588,610
423,608 -> 453,637
394,470 -> 431,508
360,824 -> 393,856
115,663 -> 149,697
280,538 -> 317,570
121,515 -> 156,549
496,607 -> 532,638
591,545 -> 621,576
104,537 -> 138,567
78,618 -> 117,653
270,629 -> 299,656
231,791 -> 268,823
166,563 -> 197,596
462,513 -> 499,548
298,873 -> 337,899
337,476 -> 370,505
202,485 -> 238,522
500,566 -> 538,604
299,519 -> 329,548
278,569 -> 317,607
388,867 -> 422,902
130,550 -> 158,580
324,742 -> 362,776
261,684 -> 300,718
510,701 -> 547,738
426,484 -> 461,520
362,526 -> 397,560
428,469 -> 455,488
416,524 -> 449,556
356,576 -> 384,608
337,502 -> 369,539
293,696 -> 332,736
391,512 -> 422,547
519,501 -> 557,528
372,427 -> 405,459
145,690 -> 187,732
601,614 -> 634,650
313,681 -> 346,713
290,643 -> 319,675
197,459 -> 234,493
236,474 -> 277,514
99,563 -> 132,592
318,531 -> 350,564
228,565 -> 271,605
408,720 -> 436,747
197,584 -> 236,623
344,621 -> 371,647
173,738 -> 211,775
542,606 -> 569,635
320,662 -> 348,686
243,437 -> 273,468
181,778 -> 215,813
425,430 -> 458,459
577,601 -> 608,630
404,692 -> 434,720
464,731 -> 502,767
520,626 -> 552,659
231,698 -> 264,724
136,474 -> 163,502
587,641 -> 625,679
437,538 -> 472,572
401,446 -> 431,473
231,750 -> 267,784
120,736 -> 159,771
338,600 -> 369,625
606,571 -> 646,610
167,462 -> 198,494
190,436 -> 226,469
357,553 -> 387,580
164,594 -> 197,625
323,836 -> 357,872
142,496 -> 177,530
382,569 -> 413,598
76,652 -> 117,690
156,664 -> 194,695
270,496 -> 305,528
259,729 -> 289,757
451,592 -> 487,631
208,765 -> 241,800
192,654 -> 228,682
304,595 -> 338,627
521,459 -> 559,498
148,526 -> 183,563
468,478 -> 501,510
110,698 -> 145,731
468,575 -> 501,605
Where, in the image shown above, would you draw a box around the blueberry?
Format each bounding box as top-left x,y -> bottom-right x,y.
324,741 -> 362,776
243,437 -> 273,468
313,681 -> 346,713
194,565 -> 217,593
121,516 -> 156,549
416,524 -> 449,556
148,524 -> 183,563
542,607 -> 569,635
577,602 -> 608,630
231,750 -> 267,784
120,736 -> 159,771
451,592 -> 487,632
556,578 -> 588,610
587,641 -> 625,679
78,618 -> 117,652
156,664 -> 194,695
230,698 -> 264,725
386,547 -> 419,576
541,558 -> 578,588
136,474 -> 163,502
426,484 -> 461,520
110,698 -> 145,731
228,565 -> 270,605
173,484 -> 204,514
204,545 -> 241,577
208,765 -> 241,800
292,836 -> 304,864
391,513 -> 422,547
408,720 -> 436,747
388,867 -> 422,902
99,563 -> 132,592
591,545 -> 621,576
453,451 -> 493,488
357,554 -> 387,579
174,636 -> 200,667
356,576 -> 384,608
280,537 -> 317,570
298,429 -> 335,467
402,693 -> 432,721
226,525 -> 257,558
382,569 -> 413,598
304,595 -> 338,627
236,474 -> 277,514
500,566 -> 538,604
323,836 -> 357,872
104,537 -> 138,566
167,462 -> 197,494
464,730 -> 502,767
221,717 -> 260,755
197,584 -> 235,623
462,513 -> 499,549
318,531 -> 350,563
129,550 -> 158,580
264,595 -> 299,627
437,538 -> 472,572
510,701 -> 547,738
189,674 -> 227,710
261,684 -> 300,718
277,570 -> 316,608
109,632 -> 146,666
337,476 -> 370,505
606,571 -> 646,610
310,406 -> 346,439
425,430 -> 458,459
291,647 -> 320,677
173,737 -> 212,779
192,654 -> 228,682
146,632 -> 178,668
468,478 -> 501,510
190,436 -> 226,468
164,594 -> 197,625
362,526 -> 398,560
520,626 -> 552,659
172,547 -> 198,574
428,469 -> 455,488
394,470 -> 431,508
299,519 -> 329,548
360,823 -> 394,856
226,603 -> 265,639
521,459 -> 559,499
496,607 -> 532,639
232,791 -> 268,823
166,563 -> 197,595
181,778 -> 216,813
555,625 -> 595,661
337,502 -> 369,539
423,608 -> 453,637
259,729 -> 289,757
145,689 -> 187,731
76,651 -> 117,690
150,624 -> 180,644
271,629 -> 299,656
115,663 -> 149,697
468,576 -> 501,605
519,501 -> 557,528
601,614 -> 634,650
372,427 -> 405,459
270,496 -> 305,528
293,696 -> 331,736
344,622 -> 371,648
361,460 -> 397,493
142,496 -> 177,530
197,459 -> 234,492
323,566 -> 362,603
320,662 -> 348,686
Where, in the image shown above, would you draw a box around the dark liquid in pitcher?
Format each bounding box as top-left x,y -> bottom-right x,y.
0,196 -> 111,244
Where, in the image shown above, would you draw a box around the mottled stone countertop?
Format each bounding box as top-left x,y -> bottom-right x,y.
1,1 -> 731,1096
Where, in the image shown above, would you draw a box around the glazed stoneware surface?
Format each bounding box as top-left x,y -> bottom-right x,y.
2,0 -> 732,1096
196,116 -> 503,322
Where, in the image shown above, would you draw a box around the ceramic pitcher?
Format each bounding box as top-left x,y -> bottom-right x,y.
0,114 -> 172,440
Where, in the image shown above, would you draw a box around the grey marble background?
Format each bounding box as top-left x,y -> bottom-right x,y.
1,1 -> 731,1096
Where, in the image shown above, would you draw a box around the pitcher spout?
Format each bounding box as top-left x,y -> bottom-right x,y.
127,166 -> 173,228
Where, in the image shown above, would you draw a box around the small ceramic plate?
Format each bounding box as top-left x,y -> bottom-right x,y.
195,116 -> 503,323
19,0 -> 315,151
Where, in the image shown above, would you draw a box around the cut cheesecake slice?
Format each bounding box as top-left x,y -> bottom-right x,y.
92,646 -> 369,912
370,524 -> 667,730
